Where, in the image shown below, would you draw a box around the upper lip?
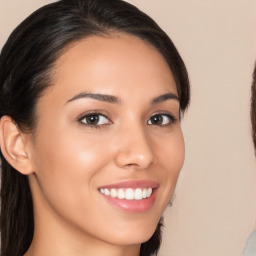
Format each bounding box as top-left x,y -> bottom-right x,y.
98,180 -> 159,189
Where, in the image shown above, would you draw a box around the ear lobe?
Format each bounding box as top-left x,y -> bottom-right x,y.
0,116 -> 34,175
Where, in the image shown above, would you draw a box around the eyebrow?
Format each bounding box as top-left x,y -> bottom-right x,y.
151,93 -> 179,104
67,92 -> 121,104
66,92 -> 179,105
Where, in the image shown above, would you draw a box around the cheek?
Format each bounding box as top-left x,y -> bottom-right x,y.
157,128 -> 185,172
154,128 -> 185,201
30,130 -> 120,243
31,128 -> 111,212
34,125 -> 110,174
168,131 -> 185,172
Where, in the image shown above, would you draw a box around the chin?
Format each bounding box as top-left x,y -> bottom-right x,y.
108,220 -> 160,246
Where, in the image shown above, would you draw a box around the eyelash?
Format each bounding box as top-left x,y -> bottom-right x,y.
79,111 -> 111,128
147,113 -> 177,126
78,111 -> 177,128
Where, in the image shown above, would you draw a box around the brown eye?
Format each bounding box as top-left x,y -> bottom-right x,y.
147,114 -> 175,126
86,115 -> 99,125
149,115 -> 163,125
80,114 -> 110,126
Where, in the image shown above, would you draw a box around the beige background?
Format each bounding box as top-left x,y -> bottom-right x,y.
0,0 -> 256,255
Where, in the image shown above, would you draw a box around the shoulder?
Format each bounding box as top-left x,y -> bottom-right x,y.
242,229 -> 256,256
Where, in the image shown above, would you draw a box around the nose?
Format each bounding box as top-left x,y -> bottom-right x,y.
114,125 -> 154,170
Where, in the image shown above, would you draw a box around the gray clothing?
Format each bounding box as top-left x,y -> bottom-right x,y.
242,229 -> 256,256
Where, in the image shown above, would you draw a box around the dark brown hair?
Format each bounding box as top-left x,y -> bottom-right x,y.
0,0 -> 190,255
251,62 -> 256,151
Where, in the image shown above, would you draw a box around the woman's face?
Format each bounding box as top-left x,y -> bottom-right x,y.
28,34 -> 185,247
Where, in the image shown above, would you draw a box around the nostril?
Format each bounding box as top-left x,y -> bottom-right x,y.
115,153 -> 154,170
114,130 -> 154,169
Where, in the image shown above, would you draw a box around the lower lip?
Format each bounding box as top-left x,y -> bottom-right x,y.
100,189 -> 158,213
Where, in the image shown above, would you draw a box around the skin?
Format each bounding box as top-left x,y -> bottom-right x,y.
0,34 -> 185,256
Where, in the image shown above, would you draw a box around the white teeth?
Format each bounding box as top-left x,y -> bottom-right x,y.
142,188 -> 147,199
147,188 -> 152,197
134,188 -> 143,200
125,188 -> 134,200
117,189 -> 125,199
99,187 -> 154,200
104,188 -> 110,196
110,188 -> 117,198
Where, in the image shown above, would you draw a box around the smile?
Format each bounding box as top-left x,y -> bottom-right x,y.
98,180 -> 159,212
99,187 -> 153,200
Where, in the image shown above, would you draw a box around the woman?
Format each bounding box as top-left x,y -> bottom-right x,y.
0,0 -> 190,255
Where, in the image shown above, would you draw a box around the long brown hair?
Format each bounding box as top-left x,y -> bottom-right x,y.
251,62 -> 256,151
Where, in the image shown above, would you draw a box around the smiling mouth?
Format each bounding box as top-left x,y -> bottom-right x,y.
98,180 -> 159,212
99,187 -> 153,200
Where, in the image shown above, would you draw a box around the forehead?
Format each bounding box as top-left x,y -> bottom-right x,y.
43,33 -> 177,103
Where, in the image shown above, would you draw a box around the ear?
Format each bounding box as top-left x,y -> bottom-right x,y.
0,116 -> 34,175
